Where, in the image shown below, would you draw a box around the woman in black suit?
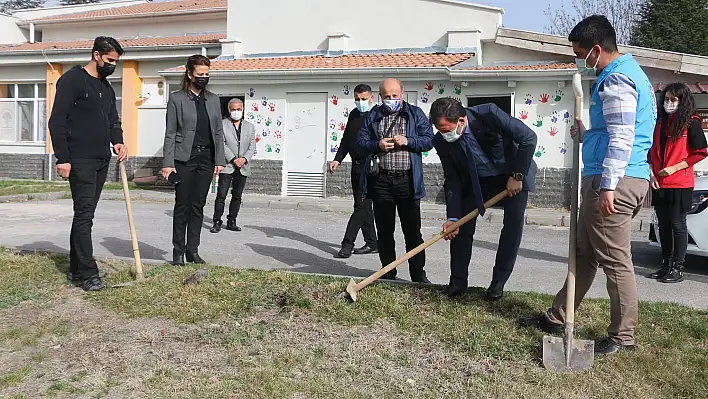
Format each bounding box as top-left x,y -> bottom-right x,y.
161,55 -> 225,265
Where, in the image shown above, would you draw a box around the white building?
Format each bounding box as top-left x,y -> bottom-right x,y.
1,0 -> 707,207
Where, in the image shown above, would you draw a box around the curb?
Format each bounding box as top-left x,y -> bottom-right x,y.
0,190 -> 652,232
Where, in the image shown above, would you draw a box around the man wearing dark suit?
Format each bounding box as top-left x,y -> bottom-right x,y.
328,84 -> 378,258
357,78 -> 434,283
430,97 -> 537,300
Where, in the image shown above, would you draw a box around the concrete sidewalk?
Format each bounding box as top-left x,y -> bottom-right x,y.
0,188 -> 654,231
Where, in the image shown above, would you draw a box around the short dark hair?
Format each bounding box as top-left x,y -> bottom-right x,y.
353,84 -> 372,94
568,15 -> 618,53
92,36 -> 124,56
429,97 -> 465,124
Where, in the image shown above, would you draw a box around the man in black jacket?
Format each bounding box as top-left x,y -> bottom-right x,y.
48,36 -> 127,292
328,84 -> 378,258
430,98 -> 537,300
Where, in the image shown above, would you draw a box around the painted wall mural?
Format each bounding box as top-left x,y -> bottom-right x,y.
242,80 -> 575,168
244,87 -> 285,161
514,82 -> 574,168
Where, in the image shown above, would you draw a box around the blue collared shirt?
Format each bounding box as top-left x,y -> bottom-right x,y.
464,125 -> 501,178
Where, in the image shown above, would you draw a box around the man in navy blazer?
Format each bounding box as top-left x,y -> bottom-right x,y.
430,98 -> 537,300
357,78 -> 434,283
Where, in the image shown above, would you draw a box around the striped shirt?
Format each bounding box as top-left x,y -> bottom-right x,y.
378,112 -> 411,171
600,73 -> 639,190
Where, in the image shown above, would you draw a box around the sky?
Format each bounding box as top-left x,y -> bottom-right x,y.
41,0 -> 566,33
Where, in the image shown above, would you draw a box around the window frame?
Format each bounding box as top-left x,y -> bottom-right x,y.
0,82 -> 46,143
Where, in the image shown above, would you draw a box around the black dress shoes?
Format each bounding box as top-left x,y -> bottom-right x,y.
185,251 -> 206,264
335,247 -> 353,259
210,220 -> 223,233
594,337 -> 636,356
518,314 -> 564,335
410,273 -> 431,284
353,245 -> 378,255
380,270 -> 397,280
485,281 -> 504,301
444,284 -> 467,298
225,219 -> 242,232
172,250 -> 185,266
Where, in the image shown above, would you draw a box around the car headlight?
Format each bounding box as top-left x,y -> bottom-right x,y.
688,190 -> 708,214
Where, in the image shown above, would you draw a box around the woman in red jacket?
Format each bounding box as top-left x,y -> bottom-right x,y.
648,83 -> 708,283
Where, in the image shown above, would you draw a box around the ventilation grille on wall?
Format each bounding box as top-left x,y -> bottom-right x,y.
286,172 -> 324,197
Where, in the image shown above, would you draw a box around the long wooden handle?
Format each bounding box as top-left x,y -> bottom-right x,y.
119,161 -> 144,281
565,98 -> 583,324
354,190 -> 509,291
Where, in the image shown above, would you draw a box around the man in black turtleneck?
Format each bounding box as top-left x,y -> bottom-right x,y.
49,36 -> 127,292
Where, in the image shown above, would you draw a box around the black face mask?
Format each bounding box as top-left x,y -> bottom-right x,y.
193,77 -> 209,90
96,61 -> 116,78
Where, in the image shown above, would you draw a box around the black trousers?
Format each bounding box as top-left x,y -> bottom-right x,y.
173,148 -> 214,253
654,191 -> 689,263
213,170 -> 247,223
369,171 -> 425,276
449,175 -> 528,288
69,159 -> 109,280
341,162 -> 377,249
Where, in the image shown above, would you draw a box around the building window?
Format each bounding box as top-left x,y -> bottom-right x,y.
0,83 -> 46,143
110,81 -> 122,119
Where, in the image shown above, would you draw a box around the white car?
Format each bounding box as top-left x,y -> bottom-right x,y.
649,176 -> 708,258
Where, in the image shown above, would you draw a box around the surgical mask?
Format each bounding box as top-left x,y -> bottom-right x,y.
440,122 -> 462,142
383,98 -> 402,112
193,76 -> 209,90
96,61 -> 116,78
355,100 -> 371,113
230,111 -> 243,120
664,100 -> 679,115
575,48 -> 600,77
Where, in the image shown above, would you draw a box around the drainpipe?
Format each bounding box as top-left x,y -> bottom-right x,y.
29,23 -> 35,44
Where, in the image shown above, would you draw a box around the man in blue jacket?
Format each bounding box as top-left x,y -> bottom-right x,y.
357,78 -> 434,283
430,98 -> 537,300
521,15 -> 655,357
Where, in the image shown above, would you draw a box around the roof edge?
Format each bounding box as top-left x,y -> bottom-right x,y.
23,6 -> 226,25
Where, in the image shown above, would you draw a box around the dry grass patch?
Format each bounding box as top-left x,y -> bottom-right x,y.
0,250 -> 706,398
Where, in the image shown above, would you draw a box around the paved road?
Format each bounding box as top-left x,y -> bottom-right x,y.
1,198 -> 706,309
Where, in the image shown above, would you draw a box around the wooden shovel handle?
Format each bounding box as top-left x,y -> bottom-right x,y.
119,161 -> 144,281
565,97 -> 583,324
354,190 -> 509,291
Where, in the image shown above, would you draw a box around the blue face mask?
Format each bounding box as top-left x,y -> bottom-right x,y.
355,100 -> 371,113
575,48 -> 600,77
383,98 -> 402,112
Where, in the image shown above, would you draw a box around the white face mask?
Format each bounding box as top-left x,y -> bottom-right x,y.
440,121 -> 462,142
664,100 -> 679,115
230,110 -> 243,120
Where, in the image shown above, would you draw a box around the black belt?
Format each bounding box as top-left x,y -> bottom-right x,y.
193,145 -> 213,152
380,169 -> 410,176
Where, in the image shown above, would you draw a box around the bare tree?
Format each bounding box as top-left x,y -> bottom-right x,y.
544,0 -> 645,44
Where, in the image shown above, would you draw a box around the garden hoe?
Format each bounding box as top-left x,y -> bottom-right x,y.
345,190 -> 509,302
542,73 -> 594,372
111,161 -> 145,288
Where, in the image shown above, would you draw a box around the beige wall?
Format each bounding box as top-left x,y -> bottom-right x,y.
0,65 -> 46,81
227,0 -> 502,54
41,14 -> 225,42
0,14 -> 27,45
482,41 -> 572,64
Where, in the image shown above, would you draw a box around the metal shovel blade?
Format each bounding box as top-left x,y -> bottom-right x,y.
542,333 -> 594,372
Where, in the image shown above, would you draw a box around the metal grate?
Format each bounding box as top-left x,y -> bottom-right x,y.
286,172 -> 324,197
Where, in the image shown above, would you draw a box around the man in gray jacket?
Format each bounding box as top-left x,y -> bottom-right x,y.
211,98 -> 256,233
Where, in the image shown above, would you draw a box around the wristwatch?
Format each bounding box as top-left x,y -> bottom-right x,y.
512,172 -> 524,181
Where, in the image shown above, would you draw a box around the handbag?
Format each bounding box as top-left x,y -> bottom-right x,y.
366,115 -> 400,176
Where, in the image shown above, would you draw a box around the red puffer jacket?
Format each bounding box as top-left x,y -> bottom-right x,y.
649,115 -> 708,189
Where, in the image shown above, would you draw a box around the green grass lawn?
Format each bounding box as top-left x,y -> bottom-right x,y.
0,179 -> 135,197
0,250 -> 706,398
